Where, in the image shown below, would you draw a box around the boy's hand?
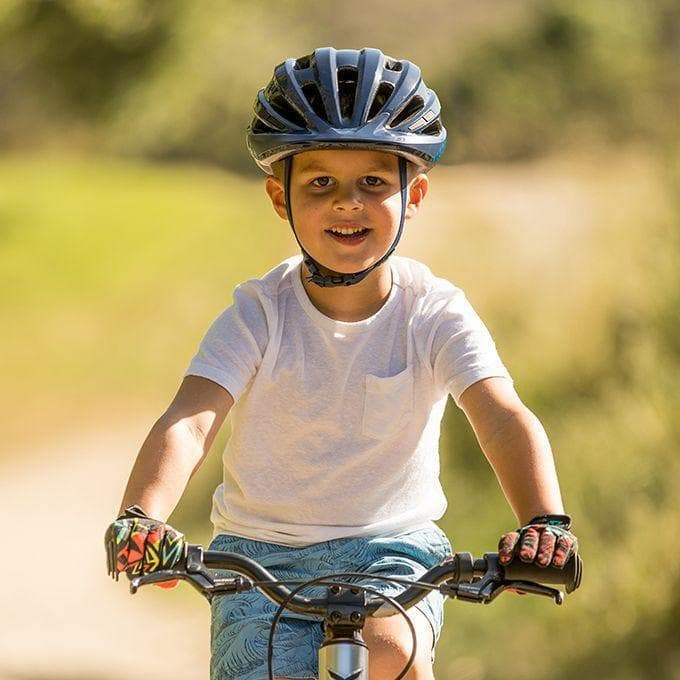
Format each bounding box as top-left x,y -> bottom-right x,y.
498,513 -> 578,571
104,505 -> 185,589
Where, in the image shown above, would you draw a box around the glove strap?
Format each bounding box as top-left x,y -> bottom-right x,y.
525,513 -> 572,529
117,504 -> 152,521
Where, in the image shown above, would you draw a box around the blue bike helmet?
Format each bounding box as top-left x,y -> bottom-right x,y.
247,47 -> 447,287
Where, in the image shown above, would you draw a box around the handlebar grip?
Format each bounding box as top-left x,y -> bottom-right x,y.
501,553 -> 582,593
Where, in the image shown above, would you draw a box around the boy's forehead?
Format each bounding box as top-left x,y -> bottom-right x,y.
295,149 -> 398,173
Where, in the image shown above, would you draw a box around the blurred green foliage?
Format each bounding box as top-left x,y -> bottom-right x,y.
0,0 -> 177,137
442,0 -> 680,161
1,0 -> 678,169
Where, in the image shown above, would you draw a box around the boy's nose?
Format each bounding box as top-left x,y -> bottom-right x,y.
332,188 -> 363,212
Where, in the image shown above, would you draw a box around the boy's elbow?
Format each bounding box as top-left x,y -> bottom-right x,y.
459,377 -> 531,449
158,375 -> 235,452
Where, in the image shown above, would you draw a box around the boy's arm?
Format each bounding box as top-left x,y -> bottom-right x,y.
458,377 -> 578,569
458,377 -> 565,525
117,375 -> 234,521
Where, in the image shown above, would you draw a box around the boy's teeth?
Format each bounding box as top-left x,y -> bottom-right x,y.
329,227 -> 365,234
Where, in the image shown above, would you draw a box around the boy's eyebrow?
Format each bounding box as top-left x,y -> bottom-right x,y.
297,160 -> 397,174
297,162 -> 328,174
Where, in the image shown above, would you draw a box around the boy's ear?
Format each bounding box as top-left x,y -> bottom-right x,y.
265,176 -> 289,221
405,173 -> 429,219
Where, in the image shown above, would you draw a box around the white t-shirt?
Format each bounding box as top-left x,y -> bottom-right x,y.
185,254 -> 513,546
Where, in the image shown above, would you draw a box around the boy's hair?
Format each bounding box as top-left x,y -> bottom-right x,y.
270,157 -> 427,183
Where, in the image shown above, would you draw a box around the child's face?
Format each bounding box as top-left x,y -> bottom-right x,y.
265,149 -> 428,275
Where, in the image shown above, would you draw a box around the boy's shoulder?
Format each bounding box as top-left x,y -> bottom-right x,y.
392,256 -> 473,334
235,255 -> 301,300
392,255 -> 463,301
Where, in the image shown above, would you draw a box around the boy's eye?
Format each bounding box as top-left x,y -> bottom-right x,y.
311,176 -> 332,187
363,176 -> 384,186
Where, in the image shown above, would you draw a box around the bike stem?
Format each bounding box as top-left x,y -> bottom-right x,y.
318,584 -> 370,680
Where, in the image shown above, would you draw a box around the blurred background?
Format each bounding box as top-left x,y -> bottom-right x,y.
1,0 -> 678,678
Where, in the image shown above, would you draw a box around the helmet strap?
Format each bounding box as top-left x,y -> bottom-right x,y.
283,155 -> 409,288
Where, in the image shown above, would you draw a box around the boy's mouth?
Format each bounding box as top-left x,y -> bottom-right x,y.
325,224 -> 371,245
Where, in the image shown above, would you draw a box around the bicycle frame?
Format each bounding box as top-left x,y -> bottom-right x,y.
319,637 -> 368,680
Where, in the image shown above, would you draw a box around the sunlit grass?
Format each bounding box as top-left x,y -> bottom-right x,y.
0,152 -> 291,445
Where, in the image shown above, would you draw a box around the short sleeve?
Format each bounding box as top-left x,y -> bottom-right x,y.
184,282 -> 269,402
430,290 -> 513,407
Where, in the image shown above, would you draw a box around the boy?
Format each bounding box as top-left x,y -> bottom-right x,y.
106,48 -> 578,680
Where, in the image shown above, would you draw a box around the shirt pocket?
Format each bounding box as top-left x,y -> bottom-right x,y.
362,366 -> 414,439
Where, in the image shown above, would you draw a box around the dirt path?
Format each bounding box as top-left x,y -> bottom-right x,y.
0,418 -> 210,680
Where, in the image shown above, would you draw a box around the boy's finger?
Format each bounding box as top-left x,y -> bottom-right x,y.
160,526 -> 185,569
551,536 -> 574,568
498,531 -> 519,564
519,526 -> 540,562
144,526 -> 163,573
113,524 -> 133,574
536,529 -> 557,567
127,519 -> 150,575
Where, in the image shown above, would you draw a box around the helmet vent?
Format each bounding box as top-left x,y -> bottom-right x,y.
421,119 -> 442,135
251,118 -> 280,134
366,82 -> 395,121
302,82 -> 328,122
337,67 -> 358,120
264,81 -> 307,128
384,59 -> 403,72
389,96 -> 425,128
294,54 -> 312,70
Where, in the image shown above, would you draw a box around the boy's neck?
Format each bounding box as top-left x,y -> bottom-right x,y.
300,260 -> 393,322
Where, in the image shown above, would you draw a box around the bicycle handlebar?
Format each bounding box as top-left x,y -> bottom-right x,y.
128,543 -> 582,613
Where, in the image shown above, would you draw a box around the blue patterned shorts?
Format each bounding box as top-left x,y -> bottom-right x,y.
208,522 -> 452,680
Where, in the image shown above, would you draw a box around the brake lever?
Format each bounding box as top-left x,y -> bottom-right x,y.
129,545 -> 254,601
495,581 -> 564,605
128,569 -> 203,593
439,553 -> 497,603
440,553 -> 565,605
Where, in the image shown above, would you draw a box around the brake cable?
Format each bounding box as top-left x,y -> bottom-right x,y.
264,575 -> 423,680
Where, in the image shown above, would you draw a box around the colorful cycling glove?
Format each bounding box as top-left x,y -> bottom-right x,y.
498,513 -> 578,569
105,505 -> 185,580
